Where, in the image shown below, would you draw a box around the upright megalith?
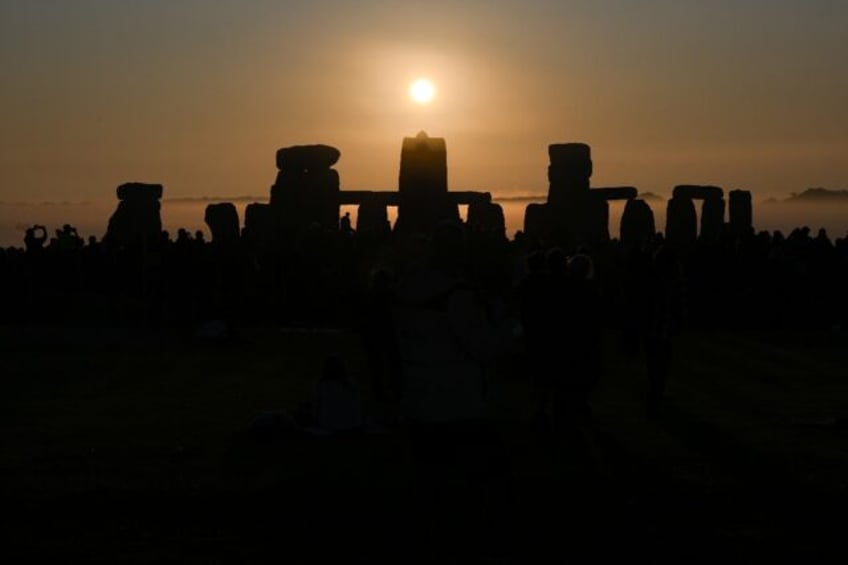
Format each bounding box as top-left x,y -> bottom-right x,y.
356,195 -> 391,237
620,199 -> 656,248
523,143 -> 638,248
729,190 -> 753,237
242,203 -> 275,249
467,196 -> 506,238
665,196 -> 697,247
105,182 -> 163,248
523,203 -> 550,243
672,185 -> 726,241
700,197 -> 726,241
397,131 -> 458,235
270,144 -> 341,234
547,143 -> 592,209
204,203 -> 240,245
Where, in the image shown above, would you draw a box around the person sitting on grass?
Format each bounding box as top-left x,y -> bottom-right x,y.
312,355 -> 364,434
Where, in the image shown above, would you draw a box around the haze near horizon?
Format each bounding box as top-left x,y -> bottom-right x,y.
2,1 -> 846,210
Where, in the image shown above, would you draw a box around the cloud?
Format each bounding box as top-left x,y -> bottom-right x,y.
0,200 -> 93,207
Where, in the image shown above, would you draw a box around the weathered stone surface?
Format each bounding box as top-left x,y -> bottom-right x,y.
523,202 -> 551,242
583,192 -> 610,243
105,182 -> 163,247
274,169 -> 340,191
275,144 -> 340,172
547,143 -> 593,213
397,131 -> 452,235
468,201 -> 506,236
356,197 -> 391,236
729,190 -> 753,236
548,143 -> 591,166
243,203 -> 275,244
399,131 -> 448,194
548,164 -> 594,186
105,200 -> 162,247
117,182 -> 163,201
665,196 -> 697,246
700,197 -> 725,241
592,186 -> 638,201
620,199 -> 655,247
204,202 -> 240,244
673,185 -> 724,200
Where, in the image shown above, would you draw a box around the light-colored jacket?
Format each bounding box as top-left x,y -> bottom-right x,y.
393,268 -> 507,422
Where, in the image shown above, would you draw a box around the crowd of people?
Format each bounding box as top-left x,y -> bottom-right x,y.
2,216 -> 847,429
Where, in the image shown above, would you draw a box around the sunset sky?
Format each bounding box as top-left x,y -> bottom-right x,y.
1,0 -> 846,206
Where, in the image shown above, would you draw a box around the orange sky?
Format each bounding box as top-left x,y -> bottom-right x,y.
1,1 -> 846,209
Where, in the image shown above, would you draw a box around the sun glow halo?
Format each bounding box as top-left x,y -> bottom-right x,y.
410,78 -> 436,105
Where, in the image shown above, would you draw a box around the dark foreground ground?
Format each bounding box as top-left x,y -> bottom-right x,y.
3,325 -> 847,563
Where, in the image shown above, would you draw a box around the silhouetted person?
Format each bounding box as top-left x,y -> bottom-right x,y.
518,250 -> 557,430
393,221 -> 511,425
556,252 -> 601,433
313,355 -> 363,433
24,225 -> 47,252
360,267 -> 402,424
646,245 -> 684,417
339,211 -> 353,236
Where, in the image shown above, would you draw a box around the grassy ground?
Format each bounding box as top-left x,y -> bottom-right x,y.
3,325 -> 847,562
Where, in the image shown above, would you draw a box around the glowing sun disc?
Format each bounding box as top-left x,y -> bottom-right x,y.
410,79 -> 436,104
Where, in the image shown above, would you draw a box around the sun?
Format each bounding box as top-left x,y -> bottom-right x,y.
409,78 -> 436,105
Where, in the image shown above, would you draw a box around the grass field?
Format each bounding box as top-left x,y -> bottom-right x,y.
3,325 -> 847,562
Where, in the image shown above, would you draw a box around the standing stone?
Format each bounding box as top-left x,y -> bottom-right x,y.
523,202 -> 551,243
583,192 -> 610,243
243,203 -> 276,247
105,182 -> 163,248
665,196 -> 697,246
700,197 -> 725,241
468,199 -> 506,238
729,190 -> 753,237
356,196 -> 391,236
547,143 -> 592,209
620,199 -> 656,248
270,145 -> 341,234
204,203 -> 240,245
397,131 -> 457,235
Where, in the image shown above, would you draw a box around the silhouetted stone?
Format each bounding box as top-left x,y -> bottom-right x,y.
243,203 -> 275,245
673,185 -> 724,201
592,186 -> 638,201
105,182 -> 163,247
621,199 -> 655,248
468,200 -> 506,237
273,169 -> 340,193
523,202 -> 551,242
700,197 -> 725,241
584,192 -> 610,243
548,143 -> 592,167
271,149 -> 341,233
116,182 -> 163,201
356,196 -> 391,236
547,143 -> 592,210
729,190 -> 753,236
204,203 -> 240,244
275,144 -> 340,172
397,131 -> 456,235
665,196 -> 697,246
